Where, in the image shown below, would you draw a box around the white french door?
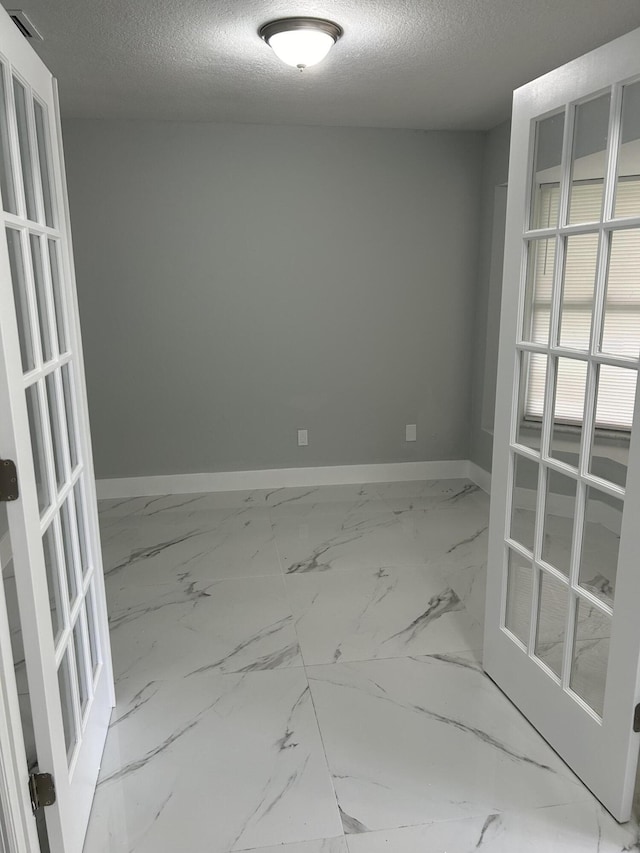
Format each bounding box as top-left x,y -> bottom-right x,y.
0,505 -> 40,853
0,7 -> 114,853
485,25 -> 640,822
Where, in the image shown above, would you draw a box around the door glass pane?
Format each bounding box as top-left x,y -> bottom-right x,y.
74,481 -> 90,577
541,469 -> 577,577
522,238 -> 555,344
0,63 -> 17,214
600,229 -> 640,360
61,364 -> 78,469
558,233 -> 598,350
45,372 -> 66,490
516,351 -> 546,451
530,112 -> 565,229
33,100 -> 54,227
568,93 -> 611,225
534,570 -> 568,678
589,365 -> 636,488
60,497 -> 79,606
593,363 -> 636,431
12,77 -> 37,222
57,648 -> 78,762
25,382 -> 50,515
570,598 -> 610,717
6,228 -> 35,372
510,454 -> 539,553
43,522 -> 62,644
505,549 -> 532,646
614,81 -> 640,219
590,430 -> 630,490
85,581 -> 101,678
48,240 -> 67,353
29,233 -> 54,361
549,358 -> 587,468
73,618 -> 90,716
578,487 -> 622,607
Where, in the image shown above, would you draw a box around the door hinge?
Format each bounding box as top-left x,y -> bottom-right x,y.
28,772 -> 55,812
634,704 -> 640,734
0,459 -> 18,502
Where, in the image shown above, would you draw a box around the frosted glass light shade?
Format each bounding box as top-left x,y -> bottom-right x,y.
268,29 -> 335,68
259,18 -> 342,70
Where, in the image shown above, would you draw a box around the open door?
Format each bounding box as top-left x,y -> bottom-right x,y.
0,505 -> 40,853
485,26 -> 640,821
0,7 -> 114,852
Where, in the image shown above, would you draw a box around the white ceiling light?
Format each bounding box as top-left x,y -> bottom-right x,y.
259,18 -> 343,70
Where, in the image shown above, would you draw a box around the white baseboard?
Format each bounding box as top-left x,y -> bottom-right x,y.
468,462 -> 492,494
96,459 -> 473,499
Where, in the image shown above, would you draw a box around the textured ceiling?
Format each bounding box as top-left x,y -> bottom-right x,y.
8,0 -> 640,129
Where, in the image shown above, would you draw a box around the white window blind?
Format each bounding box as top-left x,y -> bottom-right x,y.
526,179 -> 640,431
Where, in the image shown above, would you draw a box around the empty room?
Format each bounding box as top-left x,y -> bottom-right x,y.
2,2 -> 640,851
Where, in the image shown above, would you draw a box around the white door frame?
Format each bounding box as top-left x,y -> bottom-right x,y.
0,529 -> 40,853
485,25 -> 640,821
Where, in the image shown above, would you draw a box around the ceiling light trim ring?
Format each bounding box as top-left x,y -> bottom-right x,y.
258,17 -> 343,45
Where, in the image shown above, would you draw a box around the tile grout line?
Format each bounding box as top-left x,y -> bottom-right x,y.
302,659 -> 350,848
99,480 -> 489,852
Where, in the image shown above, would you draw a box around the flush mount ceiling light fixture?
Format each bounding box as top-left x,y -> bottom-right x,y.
259,17 -> 343,70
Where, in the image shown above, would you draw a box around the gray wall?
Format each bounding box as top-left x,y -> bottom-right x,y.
63,120 -> 484,479
469,121 -> 511,473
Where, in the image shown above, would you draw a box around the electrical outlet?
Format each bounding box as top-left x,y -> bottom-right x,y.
405,424 -> 417,442
297,429 -> 308,446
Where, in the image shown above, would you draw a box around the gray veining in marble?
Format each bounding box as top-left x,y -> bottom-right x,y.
86,478 -> 640,853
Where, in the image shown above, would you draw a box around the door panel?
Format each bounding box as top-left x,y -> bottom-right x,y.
0,7 -> 114,852
0,505 -> 41,852
485,26 -> 640,821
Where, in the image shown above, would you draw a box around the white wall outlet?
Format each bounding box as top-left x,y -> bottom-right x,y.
297,429 -> 309,446
405,423 -> 417,442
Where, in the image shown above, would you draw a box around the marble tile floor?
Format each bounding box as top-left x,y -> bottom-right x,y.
83,479 -> 640,852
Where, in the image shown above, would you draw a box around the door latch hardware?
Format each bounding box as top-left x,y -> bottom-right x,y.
634,704 -> 640,734
28,772 -> 55,812
0,459 -> 18,502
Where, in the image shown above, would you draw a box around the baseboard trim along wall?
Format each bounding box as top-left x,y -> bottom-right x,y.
468,462 -> 492,495
96,459 -> 491,499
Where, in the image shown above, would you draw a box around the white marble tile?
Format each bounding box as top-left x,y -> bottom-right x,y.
238,839 -> 348,853
107,575 -> 302,702
345,802 -> 640,852
99,522 -> 137,573
274,512 -> 428,574
89,479 -> 636,853
98,485 -> 381,517
105,509 -> 281,583
286,565 -> 483,665
99,491 -> 271,518
308,655 -> 592,834
375,479 -> 485,512
268,487 -> 385,521
390,487 -> 491,567
84,669 -> 342,853
98,496 -> 148,518
430,524 -> 489,628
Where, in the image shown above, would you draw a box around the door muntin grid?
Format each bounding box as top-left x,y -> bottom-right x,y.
0,54 -> 103,773
502,81 -> 640,722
